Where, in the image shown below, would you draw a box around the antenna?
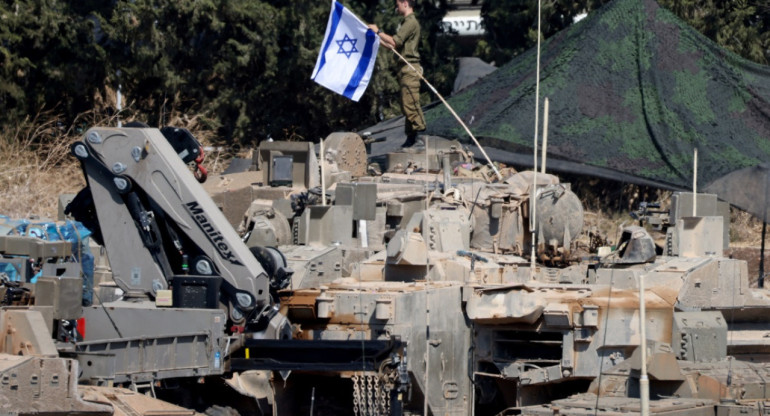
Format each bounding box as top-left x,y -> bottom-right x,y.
320,138 -> 326,206
639,273 -> 650,416
116,70 -> 123,128
530,0 -> 543,278
541,97 -> 549,174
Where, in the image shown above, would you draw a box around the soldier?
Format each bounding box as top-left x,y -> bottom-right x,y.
369,0 -> 426,148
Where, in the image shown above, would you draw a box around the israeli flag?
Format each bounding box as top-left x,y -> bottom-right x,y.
311,1 -> 379,102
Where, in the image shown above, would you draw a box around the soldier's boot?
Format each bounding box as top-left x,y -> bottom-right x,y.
401,133 -> 417,148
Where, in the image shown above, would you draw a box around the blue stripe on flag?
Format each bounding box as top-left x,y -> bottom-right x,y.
343,29 -> 377,99
314,1 -> 344,78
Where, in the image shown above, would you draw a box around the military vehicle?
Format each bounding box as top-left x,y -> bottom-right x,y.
1,126 -> 768,416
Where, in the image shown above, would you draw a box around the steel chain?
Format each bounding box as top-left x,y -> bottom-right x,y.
374,373 -> 384,415
374,375 -> 381,414
352,374 -> 361,416
352,371 -> 394,416
366,374 -> 374,415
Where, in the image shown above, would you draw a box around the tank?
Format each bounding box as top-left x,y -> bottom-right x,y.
212,132 -> 761,416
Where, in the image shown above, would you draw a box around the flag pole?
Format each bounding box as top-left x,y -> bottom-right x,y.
385,46 -> 502,181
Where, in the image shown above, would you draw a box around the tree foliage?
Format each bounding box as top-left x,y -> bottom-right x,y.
100,0 -> 286,140
657,0 -> 770,65
0,0 -> 766,145
0,1 -> 106,122
477,0 -> 613,64
0,0 -> 457,144
478,0 -> 769,66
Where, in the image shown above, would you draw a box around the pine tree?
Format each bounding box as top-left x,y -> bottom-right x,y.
0,0 -> 106,122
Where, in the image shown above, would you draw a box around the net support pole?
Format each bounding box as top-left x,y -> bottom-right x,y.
693,148 -> 698,216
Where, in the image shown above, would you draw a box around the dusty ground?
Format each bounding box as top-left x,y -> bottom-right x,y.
727,246 -> 770,287
0,115 -> 233,220
725,203 -> 770,286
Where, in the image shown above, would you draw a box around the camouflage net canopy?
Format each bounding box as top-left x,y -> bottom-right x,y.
424,0 -> 770,191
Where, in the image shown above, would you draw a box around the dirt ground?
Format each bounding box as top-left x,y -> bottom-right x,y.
726,246 -> 770,288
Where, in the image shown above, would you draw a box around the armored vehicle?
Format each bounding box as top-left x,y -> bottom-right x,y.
1,126 -> 767,416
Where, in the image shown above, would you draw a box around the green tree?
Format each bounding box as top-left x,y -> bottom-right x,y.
92,0 -> 456,143
658,0 -> 769,65
478,0 -> 769,67
100,0 -> 284,140
2,0 -> 767,144
477,0 -> 612,64
0,0 -> 106,122
0,0 -> 457,143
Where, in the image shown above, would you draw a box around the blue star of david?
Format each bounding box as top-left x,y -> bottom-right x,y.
336,34 -> 359,59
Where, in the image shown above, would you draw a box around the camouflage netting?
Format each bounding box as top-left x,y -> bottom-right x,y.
424,0 -> 770,191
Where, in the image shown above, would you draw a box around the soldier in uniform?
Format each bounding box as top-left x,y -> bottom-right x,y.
369,0 -> 426,147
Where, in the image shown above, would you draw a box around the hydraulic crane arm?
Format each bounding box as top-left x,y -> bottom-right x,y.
68,127 -> 284,323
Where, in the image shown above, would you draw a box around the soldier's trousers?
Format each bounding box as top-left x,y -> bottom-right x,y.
399,64 -> 426,136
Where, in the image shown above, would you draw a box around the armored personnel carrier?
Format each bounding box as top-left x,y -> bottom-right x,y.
1,126 -> 767,416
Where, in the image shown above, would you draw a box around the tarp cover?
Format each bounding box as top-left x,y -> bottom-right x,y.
424,0 -> 770,190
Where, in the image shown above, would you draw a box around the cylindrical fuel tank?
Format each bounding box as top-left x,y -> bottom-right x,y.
534,184 -> 583,246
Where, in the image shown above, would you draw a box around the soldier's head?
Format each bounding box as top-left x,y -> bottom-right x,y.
395,0 -> 415,16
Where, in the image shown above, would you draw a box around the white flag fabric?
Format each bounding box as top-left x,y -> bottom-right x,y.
311,1 -> 379,102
